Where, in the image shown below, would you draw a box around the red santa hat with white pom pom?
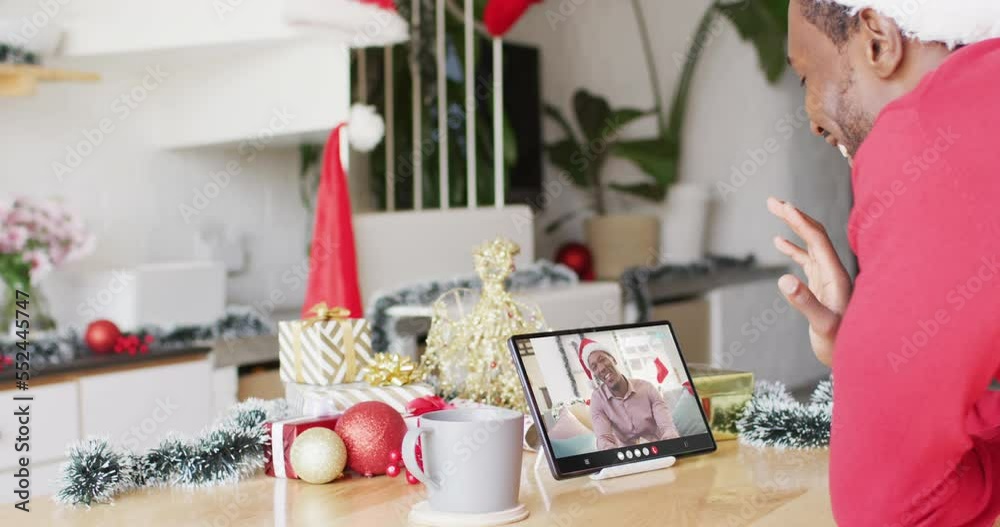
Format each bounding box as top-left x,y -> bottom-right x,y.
819,0 -> 1000,48
301,104 -> 384,317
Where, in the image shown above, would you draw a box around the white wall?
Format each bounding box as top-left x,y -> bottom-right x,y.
505,0 -> 853,267
0,58 -> 313,324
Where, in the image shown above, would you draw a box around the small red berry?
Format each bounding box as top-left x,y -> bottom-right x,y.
144,335 -> 154,343
386,464 -> 400,478
388,450 -> 401,464
405,471 -> 420,485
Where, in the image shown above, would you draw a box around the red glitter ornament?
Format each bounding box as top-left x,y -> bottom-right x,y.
555,242 -> 594,281
334,401 -> 408,477
85,320 -> 122,355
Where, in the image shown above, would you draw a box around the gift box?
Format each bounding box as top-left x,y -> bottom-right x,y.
264,415 -> 340,478
286,381 -> 436,416
278,303 -> 374,386
689,364 -> 754,441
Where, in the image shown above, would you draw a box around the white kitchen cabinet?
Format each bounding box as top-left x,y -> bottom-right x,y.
78,357 -> 215,452
0,381 -> 79,472
0,459 -> 64,504
58,0 -> 351,150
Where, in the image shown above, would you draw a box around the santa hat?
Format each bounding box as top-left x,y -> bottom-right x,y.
284,0 -> 409,47
819,0 -> 1000,48
577,338 -> 614,380
302,104 -> 385,318
484,0 -> 543,37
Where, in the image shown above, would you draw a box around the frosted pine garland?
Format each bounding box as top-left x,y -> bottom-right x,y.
57,398 -> 288,506
736,378 -> 833,449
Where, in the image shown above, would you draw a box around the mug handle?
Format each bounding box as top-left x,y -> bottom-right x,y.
402,428 -> 437,489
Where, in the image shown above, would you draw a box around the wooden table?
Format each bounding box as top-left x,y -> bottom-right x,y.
14,442 -> 834,526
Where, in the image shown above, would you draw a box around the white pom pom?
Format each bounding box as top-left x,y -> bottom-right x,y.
347,104 -> 385,152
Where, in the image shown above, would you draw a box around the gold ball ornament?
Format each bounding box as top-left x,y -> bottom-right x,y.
289,428 -> 347,484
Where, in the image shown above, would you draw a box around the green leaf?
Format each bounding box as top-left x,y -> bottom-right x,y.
543,103 -> 580,145
572,89 -> 613,143
609,182 -> 668,202
716,0 -> 789,83
546,139 -> 589,188
603,107 -> 647,138
502,115 -> 519,166
612,137 -> 679,191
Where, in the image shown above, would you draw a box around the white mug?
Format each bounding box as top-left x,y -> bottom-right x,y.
402,407 -> 524,514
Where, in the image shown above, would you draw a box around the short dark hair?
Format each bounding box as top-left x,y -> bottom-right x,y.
798,0 -> 861,47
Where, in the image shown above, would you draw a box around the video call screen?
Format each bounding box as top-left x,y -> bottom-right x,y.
513,323 -> 713,468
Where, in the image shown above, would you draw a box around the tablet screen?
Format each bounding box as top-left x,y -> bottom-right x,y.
510,321 -> 716,478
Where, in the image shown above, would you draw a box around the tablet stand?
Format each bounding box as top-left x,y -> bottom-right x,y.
588,455 -> 676,480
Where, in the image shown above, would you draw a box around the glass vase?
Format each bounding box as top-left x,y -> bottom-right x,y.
1,284 -> 56,338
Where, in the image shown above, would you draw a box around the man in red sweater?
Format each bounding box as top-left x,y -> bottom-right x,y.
770,0 -> 1000,525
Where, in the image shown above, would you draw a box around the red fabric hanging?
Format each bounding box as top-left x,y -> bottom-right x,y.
483,0 -> 542,37
302,125 -> 363,317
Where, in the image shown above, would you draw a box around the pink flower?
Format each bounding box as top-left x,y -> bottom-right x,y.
1,197 -> 93,282
406,395 -> 455,417
0,226 -> 29,253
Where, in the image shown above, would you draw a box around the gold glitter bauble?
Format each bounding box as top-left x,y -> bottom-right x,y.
289,428 -> 347,484
419,238 -> 548,411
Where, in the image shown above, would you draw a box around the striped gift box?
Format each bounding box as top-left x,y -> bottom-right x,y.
278,317 -> 374,385
286,381 -> 436,416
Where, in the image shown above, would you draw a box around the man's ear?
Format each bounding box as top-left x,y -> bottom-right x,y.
856,7 -> 904,78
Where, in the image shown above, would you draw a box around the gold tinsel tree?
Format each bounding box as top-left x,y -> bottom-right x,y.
419,238 -> 548,411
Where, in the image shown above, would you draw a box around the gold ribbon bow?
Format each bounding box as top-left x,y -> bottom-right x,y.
304,303 -> 351,327
364,353 -> 418,387
293,303 -> 356,383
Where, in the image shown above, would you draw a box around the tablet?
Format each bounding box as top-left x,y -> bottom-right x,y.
508,321 -> 716,479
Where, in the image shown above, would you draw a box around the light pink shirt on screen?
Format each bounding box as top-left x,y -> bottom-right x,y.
589,378 -> 679,450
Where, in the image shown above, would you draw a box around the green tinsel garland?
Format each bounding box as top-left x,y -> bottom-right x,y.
736,378 -> 833,449
57,398 -> 289,506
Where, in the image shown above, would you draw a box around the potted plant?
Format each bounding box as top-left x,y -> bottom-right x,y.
0,197 -> 94,335
545,0 -> 790,278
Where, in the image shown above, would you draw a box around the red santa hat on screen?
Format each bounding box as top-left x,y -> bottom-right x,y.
818,0 -> 1000,48
577,338 -> 614,381
302,104 -> 385,317
284,0 -> 409,47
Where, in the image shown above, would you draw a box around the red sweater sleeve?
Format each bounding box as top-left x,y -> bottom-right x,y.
830,42 -> 1000,527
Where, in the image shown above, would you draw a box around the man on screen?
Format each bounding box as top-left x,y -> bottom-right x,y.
578,338 -> 680,449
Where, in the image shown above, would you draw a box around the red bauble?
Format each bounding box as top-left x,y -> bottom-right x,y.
85,320 -> 122,355
555,242 -> 594,281
385,464 -> 400,478
334,401 -> 408,477
406,470 -> 420,485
